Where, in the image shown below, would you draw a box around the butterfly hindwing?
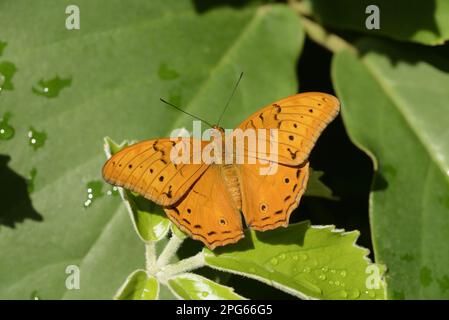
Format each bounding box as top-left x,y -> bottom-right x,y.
164,166 -> 244,249
238,161 -> 309,231
102,138 -> 209,206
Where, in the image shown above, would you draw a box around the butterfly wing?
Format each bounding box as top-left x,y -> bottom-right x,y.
236,92 -> 340,165
164,165 -> 244,250
102,138 -> 209,206
238,161 -> 309,231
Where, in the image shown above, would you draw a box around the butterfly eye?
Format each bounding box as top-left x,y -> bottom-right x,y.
259,203 -> 268,213
219,218 -> 227,225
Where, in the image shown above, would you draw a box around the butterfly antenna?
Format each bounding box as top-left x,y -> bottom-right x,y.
217,72 -> 244,126
159,98 -> 214,128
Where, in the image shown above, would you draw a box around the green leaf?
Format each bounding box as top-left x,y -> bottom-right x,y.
305,168 -> 338,200
0,0 -> 304,299
171,223 -> 188,241
203,221 -> 386,300
114,270 -> 159,300
308,0 -> 449,45
104,138 -> 171,242
332,37 -> 449,299
167,273 -> 245,300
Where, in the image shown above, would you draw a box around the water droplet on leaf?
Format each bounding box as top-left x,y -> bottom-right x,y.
106,186 -> 119,196
30,290 -> 41,300
32,76 -> 72,98
84,180 -> 104,208
0,112 -> 15,140
158,63 -> 180,80
0,61 -> 17,93
337,290 -> 348,299
347,288 -> 360,299
27,127 -> 47,150
270,257 -> 278,266
0,40 -> 6,56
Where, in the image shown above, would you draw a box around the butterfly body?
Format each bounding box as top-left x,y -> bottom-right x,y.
103,92 -> 340,249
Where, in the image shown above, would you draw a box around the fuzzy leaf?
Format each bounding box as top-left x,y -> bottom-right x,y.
333,37 -> 449,299
114,270 -> 159,300
203,221 -> 386,300
168,273 -> 245,300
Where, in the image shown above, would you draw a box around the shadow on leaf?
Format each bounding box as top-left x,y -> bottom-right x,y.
0,154 -> 43,227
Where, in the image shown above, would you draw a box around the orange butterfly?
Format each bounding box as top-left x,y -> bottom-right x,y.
102,92 -> 340,249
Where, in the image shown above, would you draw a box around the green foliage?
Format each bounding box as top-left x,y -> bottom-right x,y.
309,0 -> 449,45
333,38 -> 449,299
204,221 -> 385,299
114,270 -> 159,300
1,0 -> 447,300
168,273 -> 245,300
106,138 -> 385,300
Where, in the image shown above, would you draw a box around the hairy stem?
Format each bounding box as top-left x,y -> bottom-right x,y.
157,252 -> 206,283
300,16 -> 355,54
145,242 -> 158,275
156,233 -> 184,268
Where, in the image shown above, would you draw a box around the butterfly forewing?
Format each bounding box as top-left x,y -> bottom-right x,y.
236,92 -> 340,165
102,138 -> 209,206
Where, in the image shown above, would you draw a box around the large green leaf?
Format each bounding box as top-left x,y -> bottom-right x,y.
308,0 -> 449,45
0,0 -> 304,299
332,37 -> 449,299
204,221 -> 386,300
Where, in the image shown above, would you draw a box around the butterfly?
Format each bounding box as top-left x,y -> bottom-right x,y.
102,92 -> 340,249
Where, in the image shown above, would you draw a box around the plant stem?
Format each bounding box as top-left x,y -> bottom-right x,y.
157,252 -> 206,283
145,242 -> 158,275
300,16 -> 355,54
288,0 -> 312,16
156,233 -> 184,268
